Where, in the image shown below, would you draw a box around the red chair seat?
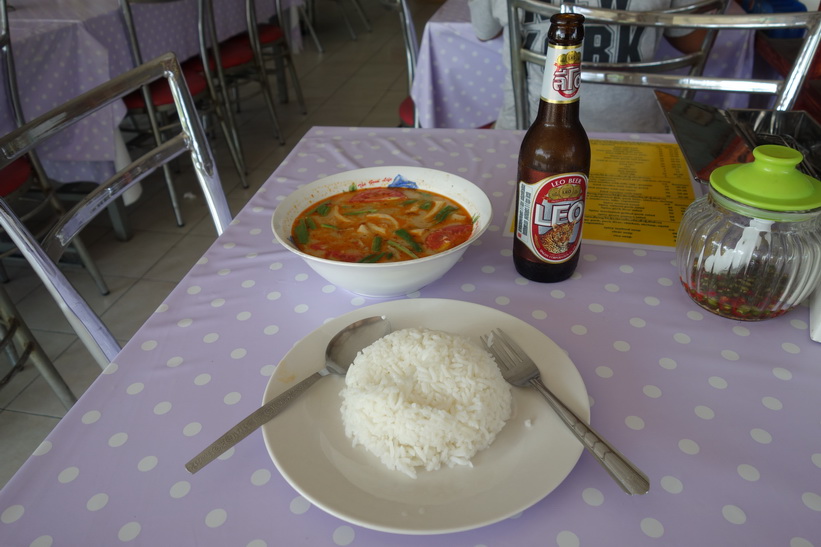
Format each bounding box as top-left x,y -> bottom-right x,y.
257,24 -> 285,45
123,63 -> 208,109
0,157 -> 32,197
399,96 -> 415,127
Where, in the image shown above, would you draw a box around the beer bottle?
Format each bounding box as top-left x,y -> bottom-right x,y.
513,13 -> 591,283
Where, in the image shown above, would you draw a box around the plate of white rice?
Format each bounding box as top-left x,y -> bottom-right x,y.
261,298 -> 589,535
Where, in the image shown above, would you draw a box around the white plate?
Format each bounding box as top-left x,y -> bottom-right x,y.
261,299 -> 589,535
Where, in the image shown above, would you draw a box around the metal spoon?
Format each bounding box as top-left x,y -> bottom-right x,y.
185,315 -> 391,474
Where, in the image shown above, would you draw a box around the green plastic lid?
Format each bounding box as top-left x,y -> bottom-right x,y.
710,144 -> 821,212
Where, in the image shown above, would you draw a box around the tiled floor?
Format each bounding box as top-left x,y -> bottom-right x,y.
0,0 -> 444,488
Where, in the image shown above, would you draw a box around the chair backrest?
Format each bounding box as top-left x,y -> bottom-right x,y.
0,53 -> 232,368
509,0 -> 821,129
558,3 -> 821,121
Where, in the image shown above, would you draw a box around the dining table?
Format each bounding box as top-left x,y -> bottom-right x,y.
1,0 -> 297,185
411,0 -> 757,129
1,126 -> 820,546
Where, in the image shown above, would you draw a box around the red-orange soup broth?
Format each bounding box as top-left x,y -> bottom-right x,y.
291,187 -> 476,263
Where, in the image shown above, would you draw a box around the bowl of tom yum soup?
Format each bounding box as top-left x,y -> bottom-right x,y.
272,166 -> 492,296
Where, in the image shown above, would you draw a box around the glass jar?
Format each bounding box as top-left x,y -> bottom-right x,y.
676,145 -> 821,321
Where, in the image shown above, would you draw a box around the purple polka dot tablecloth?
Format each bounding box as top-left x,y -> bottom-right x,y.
411,0 -> 756,129
2,0 -> 286,184
1,126 -> 820,546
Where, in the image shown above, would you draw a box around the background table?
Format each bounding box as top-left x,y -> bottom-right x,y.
1,126 -> 819,546
412,0 -> 756,129
1,0 -> 285,184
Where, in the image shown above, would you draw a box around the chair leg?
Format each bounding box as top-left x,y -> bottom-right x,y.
298,5 -> 324,53
142,87 -> 185,227
69,236 -> 110,296
0,287 -> 77,410
349,0 -> 372,32
335,1 -> 358,40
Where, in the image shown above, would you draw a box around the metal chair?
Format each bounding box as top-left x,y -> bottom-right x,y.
0,284 -> 76,409
0,0 -> 108,295
508,1 -> 821,129
0,53 -> 232,369
381,0 -> 419,127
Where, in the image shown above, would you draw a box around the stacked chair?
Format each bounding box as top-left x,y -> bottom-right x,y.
0,53 -> 232,370
507,0 -> 821,130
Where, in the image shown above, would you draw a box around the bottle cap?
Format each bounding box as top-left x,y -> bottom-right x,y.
709,144 -> 821,211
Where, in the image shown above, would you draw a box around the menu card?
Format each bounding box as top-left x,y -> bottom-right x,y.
506,140 -> 697,251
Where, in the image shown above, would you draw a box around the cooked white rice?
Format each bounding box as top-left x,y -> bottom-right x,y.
340,327 -> 512,478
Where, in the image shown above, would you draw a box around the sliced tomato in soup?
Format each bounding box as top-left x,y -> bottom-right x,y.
348,188 -> 406,203
425,225 -> 473,251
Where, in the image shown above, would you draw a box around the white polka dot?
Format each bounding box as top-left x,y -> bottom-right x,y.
231,348 -> 247,359
294,304 -> 309,313
187,285 -> 201,295
183,423 -> 202,436
782,342 -> 800,354
251,469 -> 271,486
30,535 -> 53,547
556,530 -> 580,547
571,325 -> 587,335
177,318 -> 193,328
791,538 -> 814,547
217,269 -> 231,276
86,493 -> 109,511
126,383 -> 144,395
332,525 -> 355,546
643,385 -> 661,398
241,280 -> 256,288
644,296 -> 660,306
708,376 -> 728,389
773,367 -> 792,380
194,374 -> 211,386
167,356 -> 183,368
750,428 -> 772,444
625,416 -> 645,430
790,318 -> 808,330
802,492 -> 821,511
108,433 -> 128,447
140,340 -> 157,351
247,541 -> 267,547
495,296 -> 510,305
596,366 -> 613,378
461,283 -> 475,292
812,453 -> 821,468
203,333 -> 219,343
660,476 -> 683,494
613,341 -> 630,352
322,285 -> 336,294
103,363 -> 118,375
695,405 -> 715,420
260,365 -> 275,377
58,466 -> 80,484
82,410 -> 101,424
604,283 -> 620,292
211,298 -> 226,307
582,488 -> 604,506
685,310 -> 703,320
673,332 -> 691,344
657,277 -> 673,286
628,317 -> 646,328
640,517 -> 664,538
722,505 -> 746,524
205,509 -> 227,527
583,253 -> 598,261
264,325 -> 279,335
762,396 -> 783,410
32,441 -> 52,456
732,326 -> 750,336
679,439 -> 700,455
721,349 -> 739,361
290,496 -> 311,514
588,303 -> 604,313
118,522 -> 141,541
1,505 -> 24,523
532,310 -> 547,320
659,357 -> 677,370
737,464 -> 760,482
170,481 -> 191,498
481,265 -> 495,273
138,456 -> 158,472
551,289 -> 565,299
266,291 -> 281,300
224,392 -> 242,405
153,402 -> 172,415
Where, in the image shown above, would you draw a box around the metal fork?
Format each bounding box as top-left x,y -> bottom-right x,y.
481,328 -> 650,495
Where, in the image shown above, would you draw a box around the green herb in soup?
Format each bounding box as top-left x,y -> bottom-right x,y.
291,187 -> 475,263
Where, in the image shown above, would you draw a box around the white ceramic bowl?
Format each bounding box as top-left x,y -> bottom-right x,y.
272,166 -> 493,297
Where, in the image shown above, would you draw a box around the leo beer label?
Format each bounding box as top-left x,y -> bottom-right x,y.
541,43 -> 582,104
516,173 -> 587,263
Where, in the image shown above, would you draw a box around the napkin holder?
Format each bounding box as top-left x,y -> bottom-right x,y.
656,91 -> 821,342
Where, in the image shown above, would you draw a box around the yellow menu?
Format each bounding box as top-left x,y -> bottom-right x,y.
507,140 -> 696,250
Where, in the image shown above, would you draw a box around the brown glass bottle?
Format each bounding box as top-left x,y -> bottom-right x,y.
513,13 -> 591,283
